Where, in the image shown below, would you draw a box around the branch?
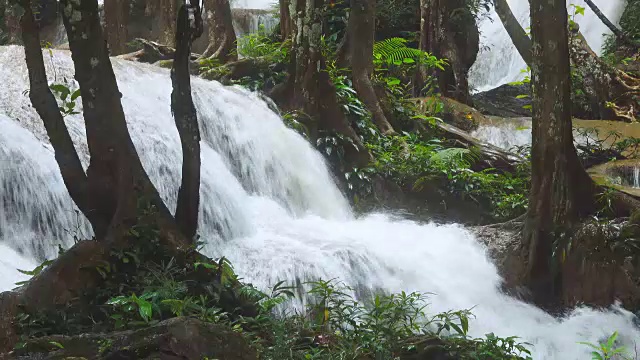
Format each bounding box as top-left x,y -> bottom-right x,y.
494,0 -> 532,66
16,0 -> 92,224
171,2 -> 203,242
583,0 -> 640,49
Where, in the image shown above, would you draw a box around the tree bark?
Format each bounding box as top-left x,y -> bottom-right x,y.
3,0 -> 23,44
171,2 -> 203,241
271,0 -> 370,168
583,0 -> 640,49
16,0 -> 98,230
104,0 -> 130,55
345,0 -> 395,135
147,0 -> 180,46
200,0 -> 237,62
279,0 -> 292,40
494,0 -> 532,66
419,0 -> 478,105
524,0 -> 595,310
58,0 -> 186,245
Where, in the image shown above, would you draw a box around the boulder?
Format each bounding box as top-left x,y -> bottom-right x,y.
472,83 -> 532,118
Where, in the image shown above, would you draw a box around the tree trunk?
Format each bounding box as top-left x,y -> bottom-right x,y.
104,0 -> 130,55
524,0 -> 595,310
147,0 -> 180,46
58,0 -> 186,245
494,0 -> 532,66
200,0 -> 237,62
3,0 -> 23,44
17,0 -> 99,231
279,0 -> 292,40
345,0 -> 395,135
271,0 -> 370,168
171,2 -> 203,241
419,0 -> 478,105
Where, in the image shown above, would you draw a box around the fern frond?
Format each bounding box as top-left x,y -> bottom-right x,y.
430,147 -> 480,164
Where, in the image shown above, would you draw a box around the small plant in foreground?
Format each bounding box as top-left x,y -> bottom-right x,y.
579,331 -> 632,360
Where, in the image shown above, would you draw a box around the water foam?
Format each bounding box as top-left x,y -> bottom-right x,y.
0,46 -> 638,358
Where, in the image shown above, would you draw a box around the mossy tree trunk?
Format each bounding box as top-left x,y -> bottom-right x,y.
272,0 -> 371,168
201,0 -> 237,62
524,0 -> 596,310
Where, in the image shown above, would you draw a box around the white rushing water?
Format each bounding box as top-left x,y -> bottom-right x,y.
470,0 -> 627,92
0,46 -> 639,358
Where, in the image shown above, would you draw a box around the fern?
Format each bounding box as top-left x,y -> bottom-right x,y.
373,37 -> 446,69
430,147 -> 480,165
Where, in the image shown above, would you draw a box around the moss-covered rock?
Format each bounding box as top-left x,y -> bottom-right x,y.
8,317 -> 257,360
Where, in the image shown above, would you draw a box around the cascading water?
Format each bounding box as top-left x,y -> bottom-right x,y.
470,0 -> 627,92
1,46 -> 639,358
231,0 -> 276,10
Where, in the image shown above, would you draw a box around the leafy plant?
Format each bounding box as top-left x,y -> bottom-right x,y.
236,24 -> 289,63
579,331 -> 632,360
49,83 -> 81,117
14,259 -> 54,287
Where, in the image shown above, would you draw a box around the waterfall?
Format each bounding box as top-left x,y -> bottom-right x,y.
231,0 -> 276,10
1,46 -> 639,358
470,0 -> 627,92
232,9 -> 279,37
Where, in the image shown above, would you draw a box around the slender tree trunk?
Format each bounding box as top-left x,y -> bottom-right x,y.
583,0 -> 639,48
524,0 -> 595,310
201,0 -> 237,62
346,0 -> 395,135
171,2 -> 203,241
494,0 -> 532,66
17,0 -> 98,230
279,0 -> 292,40
104,0 -> 130,55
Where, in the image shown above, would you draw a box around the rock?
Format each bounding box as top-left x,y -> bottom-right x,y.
472,83 -> 532,118
472,220 -> 640,309
6,317 -> 257,360
398,336 -> 451,360
0,241 -> 108,353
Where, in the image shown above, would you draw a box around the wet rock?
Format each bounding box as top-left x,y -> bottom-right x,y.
472,83 -> 532,118
472,220 -> 640,309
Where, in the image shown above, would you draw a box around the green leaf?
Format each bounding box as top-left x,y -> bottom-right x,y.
515,94 -> 529,99
137,298 -> 153,321
49,341 -> 64,349
70,89 -> 81,101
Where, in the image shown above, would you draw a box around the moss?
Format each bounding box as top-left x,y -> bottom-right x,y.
156,59 -> 174,69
